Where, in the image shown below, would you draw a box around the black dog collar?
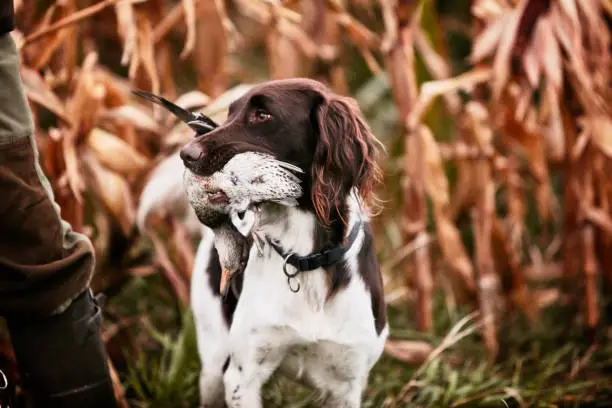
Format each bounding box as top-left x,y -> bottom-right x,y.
266,220 -> 363,293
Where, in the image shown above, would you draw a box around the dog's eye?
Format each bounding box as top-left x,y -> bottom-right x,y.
249,109 -> 271,124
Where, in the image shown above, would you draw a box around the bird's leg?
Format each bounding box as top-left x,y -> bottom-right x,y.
252,233 -> 266,256
220,269 -> 231,298
249,204 -> 266,256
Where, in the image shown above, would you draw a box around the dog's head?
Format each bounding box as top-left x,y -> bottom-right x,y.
180,78 -> 384,228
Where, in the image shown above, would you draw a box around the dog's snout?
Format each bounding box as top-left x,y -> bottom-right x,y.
180,142 -> 204,171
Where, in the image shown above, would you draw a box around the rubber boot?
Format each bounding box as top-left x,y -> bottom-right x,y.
6,289 -> 119,408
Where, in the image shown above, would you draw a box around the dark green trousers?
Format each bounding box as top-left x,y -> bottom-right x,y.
0,33 -> 94,319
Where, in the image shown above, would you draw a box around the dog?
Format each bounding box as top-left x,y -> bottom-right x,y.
139,78 -> 388,408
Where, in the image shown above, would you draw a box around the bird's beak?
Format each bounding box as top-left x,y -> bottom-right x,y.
131,89 -> 219,135
220,269 -> 231,297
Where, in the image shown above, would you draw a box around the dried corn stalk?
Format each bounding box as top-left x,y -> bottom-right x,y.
380,0 -> 433,331
465,102 -> 504,359
8,0 -> 612,381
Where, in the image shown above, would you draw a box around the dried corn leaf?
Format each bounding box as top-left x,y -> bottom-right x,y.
533,288 -> 561,309
150,232 -> 190,304
543,84 -> 565,161
587,116 -> 612,159
91,210 -> 111,262
524,261 -> 563,281
472,0 -> 506,20
61,0 -> 78,82
332,6 -> 380,49
193,0 -> 228,97
582,205 -> 612,236
465,100 -> 503,357
20,66 -> 72,126
66,52 -> 104,141
152,0 -> 187,44
448,157 -> 481,219
32,22 -> 70,71
522,42 -> 541,88
87,127 -> 149,175
384,340 -> 433,364
552,11 -> 602,115
136,151 -> 196,233
174,90 -> 211,111
169,216 -> 195,280
581,165 -> 600,329
420,125 -> 448,206
437,215 -> 476,290
407,67 -> 492,130
100,105 -> 161,134
489,4 -> 522,102
379,0 -> 398,53
469,13 -> 509,63
180,0 -> 197,59
417,125 -> 475,290
26,4 -> 58,53
202,84 -> 256,122
63,52 -> 104,202
558,0 -> 580,26
504,159 -> 526,244
163,122 -> 196,148
216,0 -> 243,52
403,124 -> 433,332
532,16 -> 562,92
83,153 -> 136,237
266,24 -> 303,79
501,105 -> 551,222
413,29 -> 445,78
115,0 -> 137,66
131,10 -> 160,99
96,70 -> 132,107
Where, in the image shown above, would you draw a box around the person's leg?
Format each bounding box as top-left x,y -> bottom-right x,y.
0,32 -> 117,407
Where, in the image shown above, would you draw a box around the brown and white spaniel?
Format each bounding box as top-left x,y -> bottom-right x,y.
138,78 -> 388,408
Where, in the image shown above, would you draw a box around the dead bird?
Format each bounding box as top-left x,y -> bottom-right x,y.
133,89 -> 247,296
206,151 -> 303,214
133,90 -> 303,296
202,151 -> 303,254
183,151 -> 304,293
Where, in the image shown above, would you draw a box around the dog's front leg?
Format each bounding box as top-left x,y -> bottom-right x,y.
223,331 -> 291,408
321,380 -> 364,408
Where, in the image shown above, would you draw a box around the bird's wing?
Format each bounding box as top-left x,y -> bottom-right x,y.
230,209 -> 256,237
273,159 -> 303,174
273,197 -> 300,207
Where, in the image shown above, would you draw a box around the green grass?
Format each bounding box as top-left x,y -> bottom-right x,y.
111,276 -> 612,408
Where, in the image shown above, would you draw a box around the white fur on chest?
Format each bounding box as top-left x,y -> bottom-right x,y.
232,204 -> 379,335
229,202 -> 386,395
191,196 -> 388,407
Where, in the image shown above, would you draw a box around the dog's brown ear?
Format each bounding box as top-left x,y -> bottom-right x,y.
311,94 -> 383,228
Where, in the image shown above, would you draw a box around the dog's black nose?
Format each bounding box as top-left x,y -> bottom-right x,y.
180,142 -> 204,172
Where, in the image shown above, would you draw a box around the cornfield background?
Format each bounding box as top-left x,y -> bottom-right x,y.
1,0 -> 612,406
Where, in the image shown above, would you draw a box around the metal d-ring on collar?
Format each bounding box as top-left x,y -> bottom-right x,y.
283,254 -> 301,293
268,220 -> 364,293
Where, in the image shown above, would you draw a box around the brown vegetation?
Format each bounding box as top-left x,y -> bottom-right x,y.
3,0 -> 612,405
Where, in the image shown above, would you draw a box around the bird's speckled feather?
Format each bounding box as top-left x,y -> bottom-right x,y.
183,151 -> 304,290
208,151 -> 303,213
